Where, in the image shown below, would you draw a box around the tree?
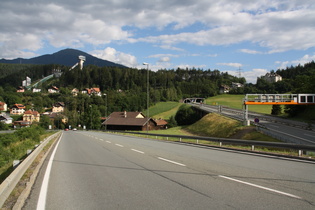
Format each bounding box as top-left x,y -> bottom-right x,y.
271,105 -> 282,116
175,104 -> 200,126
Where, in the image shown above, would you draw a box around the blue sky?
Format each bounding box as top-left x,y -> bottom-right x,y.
1,0 -> 315,83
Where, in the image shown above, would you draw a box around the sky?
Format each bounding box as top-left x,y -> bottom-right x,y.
1,0 -> 315,84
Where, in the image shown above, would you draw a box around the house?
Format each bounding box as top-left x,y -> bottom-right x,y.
219,85 -> 230,93
231,82 -> 243,88
23,110 -> 40,123
48,86 -> 59,93
0,114 -> 13,124
0,101 -> 7,112
17,86 -> 25,93
262,72 -> 282,83
33,88 -> 41,93
90,87 -> 102,96
13,121 -> 31,128
52,102 -> 65,113
71,88 -> 79,96
153,119 -> 168,130
10,104 -> 26,115
82,87 -> 102,96
103,111 -> 157,131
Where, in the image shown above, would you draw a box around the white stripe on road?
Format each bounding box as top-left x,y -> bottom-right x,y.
37,133 -> 62,210
106,141 -> 111,143
115,144 -> 124,147
158,157 -> 186,166
218,175 -> 302,199
131,149 -> 145,154
99,139 -> 104,141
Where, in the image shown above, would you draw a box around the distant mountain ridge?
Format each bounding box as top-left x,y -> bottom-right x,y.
0,48 -> 126,68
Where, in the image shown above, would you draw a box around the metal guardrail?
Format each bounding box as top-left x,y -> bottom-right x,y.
114,131 -> 315,158
0,132 -> 61,208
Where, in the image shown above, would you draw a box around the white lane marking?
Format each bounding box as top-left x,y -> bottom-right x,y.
106,141 -> 111,143
158,157 -> 186,167
218,175 -> 302,199
99,139 -> 104,141
37,134 -> 62,210
131,149 -> 145,154
115,144 -> 124,147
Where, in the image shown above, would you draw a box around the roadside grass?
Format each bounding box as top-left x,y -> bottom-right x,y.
0,129 -> 55,184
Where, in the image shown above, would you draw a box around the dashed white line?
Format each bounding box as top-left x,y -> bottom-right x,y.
158,157 -> 186,166
99,139 -> 104,141
106,141 -> 111,143
218,175 -> 302,199
131,149 -> 145,154
115,144 -> 124,147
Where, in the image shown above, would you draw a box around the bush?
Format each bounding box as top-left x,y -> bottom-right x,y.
175,104 -> 200,126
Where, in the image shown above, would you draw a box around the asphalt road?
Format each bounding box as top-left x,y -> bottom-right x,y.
23,131 -> 315,209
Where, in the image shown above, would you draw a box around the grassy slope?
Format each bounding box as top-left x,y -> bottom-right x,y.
205,94 -> 274,115
147,96 -> 280,141
149,102 -> 181,119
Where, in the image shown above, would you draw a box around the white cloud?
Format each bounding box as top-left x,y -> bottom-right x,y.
239,49 -> 263,54
276,53 -> 315,69
226,68 -> 268,84
217,63 -> 242,68
91,47 -> 138,67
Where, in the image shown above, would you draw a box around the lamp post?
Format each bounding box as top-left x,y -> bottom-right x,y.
104,93 -> 107,131
143,62 -> 149,133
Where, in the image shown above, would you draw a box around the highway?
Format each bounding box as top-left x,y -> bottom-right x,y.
23,131 -> 315,209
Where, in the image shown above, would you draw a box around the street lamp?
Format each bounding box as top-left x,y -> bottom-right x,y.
104,93 -> 107,131
143,62 -> 149,133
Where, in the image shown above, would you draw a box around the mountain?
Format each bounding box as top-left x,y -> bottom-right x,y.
0,48 -> 126,68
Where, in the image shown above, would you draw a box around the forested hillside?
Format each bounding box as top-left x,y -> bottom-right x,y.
0,61 -> 314,128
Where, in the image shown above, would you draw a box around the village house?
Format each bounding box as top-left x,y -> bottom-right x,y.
0,114 -> 13,124
10,104 -> 26,115
48,86 -> 59,93
262,72 -> 282,83
0,101 -> 7,112
82,87 -> 102,96
23,110 -> 40,123
16,86 -> 25,93
52,102 -> 65,113
103,111 -> 158,131
71,88 -> 79,96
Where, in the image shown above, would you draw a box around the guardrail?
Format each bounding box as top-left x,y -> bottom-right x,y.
0,131 -> 61,208
113,131 -> 315,159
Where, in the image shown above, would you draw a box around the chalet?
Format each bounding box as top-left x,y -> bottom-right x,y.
103,111 -> 156,131
48,86 -> 59,93
0,101 -> 7,112
23,110 -> 40,123
10,104 -> 26,115
52,102 -> 65,113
